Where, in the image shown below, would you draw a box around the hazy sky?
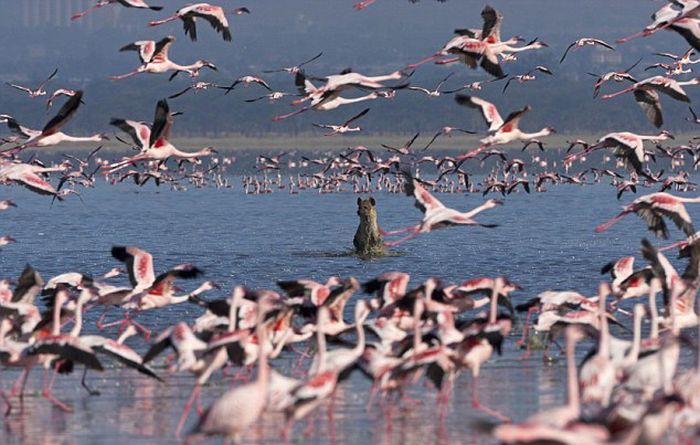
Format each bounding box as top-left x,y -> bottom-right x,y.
0,1 -> 697,137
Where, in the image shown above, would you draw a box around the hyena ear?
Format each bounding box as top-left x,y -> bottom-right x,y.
357,197 -> 362,206
369,197 -> 376,206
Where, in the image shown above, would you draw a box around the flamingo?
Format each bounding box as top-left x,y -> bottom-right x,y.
262,52 -> 323,75
71,0 -> 162,21
148,3 -> 250,42
2,91 -> 108,156
187,297 -> 275,443
408,72 -> 455,97
595,192 -> 700,239
601,76 -> 700,127
383,172 -> 501,247
5,68 -> 57,98
423,126 -> 476,150
312,108 -> 370,136
588,57 -> 642,98
559,38 -> 615,63
45,89 -> 81,110
104,99 -> 217,173
112,36 -> 217,81
226,75 -> 272,92
564,130 -> 673,176
454,95 -> 555,160
501,65 -> 553,94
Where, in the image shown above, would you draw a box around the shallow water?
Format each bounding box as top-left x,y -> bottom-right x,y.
0,176 -> 696,444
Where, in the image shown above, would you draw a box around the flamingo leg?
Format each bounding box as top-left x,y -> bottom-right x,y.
594,210 -> 630,234
435,57 -> 460,65
353,0 -> 378,9
148,16 -> 179,26
516,307 -> 538,349
80,368 -> 101,396
10,367 -> 30,398
471,377 -> 510,422
407,53 -> 443,69
111,69 -> 142,81
175,384 -> 201,439
381,224 -> 420,236
456,145 -> 489,161
43,362 -> 73,413
383,229 -> 421,247
71,3 -> 106,21
600,85 -> 637,100
273,107 -> 309,121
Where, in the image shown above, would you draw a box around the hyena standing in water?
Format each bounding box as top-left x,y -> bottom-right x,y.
353,197 -> 385,257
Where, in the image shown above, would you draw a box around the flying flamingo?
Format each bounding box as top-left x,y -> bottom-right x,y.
383,172 -> 501,247
148,3 -> 250,42
2,91 -> 108,156
588,57 -> 642,98
263,52 -> 323,75
453,95 -> 555,160
5,68 -> 58,98
312,108 -> 370,136
71,0 -> 162,21
104,99 -> 217,173
559,38 -> 615,63
595,192 -> 700,239
112,36 -> 217,81
564,130 -> 673,176
423,126 -> 476,150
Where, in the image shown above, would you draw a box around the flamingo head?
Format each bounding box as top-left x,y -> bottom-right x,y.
657,129 -> 674,141
198,60 -> 217,71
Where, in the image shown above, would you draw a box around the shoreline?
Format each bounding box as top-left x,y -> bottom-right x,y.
21,133 -> 699,153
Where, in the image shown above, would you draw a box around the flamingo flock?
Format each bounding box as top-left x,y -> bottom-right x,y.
1,1 -> 700,445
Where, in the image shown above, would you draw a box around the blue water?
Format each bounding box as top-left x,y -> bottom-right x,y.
0,174 -> 696,444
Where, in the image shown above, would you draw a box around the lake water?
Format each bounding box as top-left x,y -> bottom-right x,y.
0,169 -> 696,444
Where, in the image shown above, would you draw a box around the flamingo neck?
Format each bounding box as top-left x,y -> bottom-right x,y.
69,300 -> 84,338
622,305 -> 643,368
520,129 -> 551,140
51,292 -> 66,336
649,289 -> 659,339
488,284 -> 500,324
598,295 -> 610,357
352,313 -> 366,357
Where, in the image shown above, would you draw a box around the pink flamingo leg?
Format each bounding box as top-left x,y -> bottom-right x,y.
273,107 -> 309,121
435,57 -> 460,65
600,85 -> 637,100
175,384 -> 201,439
111,69 -> 142,81
406,53 -> 443,69
381,224 -> 420,236
353,0 -> 377,10
471,377 -> 510,422
456,145 -> 489,161
43,363 -> 73,413
148,16 -> 179,26
383,229 -> 421,247
71,3 -> 106,21
594,211 -> 630,233
516,307 -> 538,350
659,239 -> 689,252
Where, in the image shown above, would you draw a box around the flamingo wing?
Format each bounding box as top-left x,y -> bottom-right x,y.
402,171 -> 445,214
111,246 -> 156,290
455,95 -> 504,131
633,88 -> 663,128
41,90 -> 83,135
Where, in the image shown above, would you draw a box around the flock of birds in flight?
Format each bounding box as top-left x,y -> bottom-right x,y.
3,1 -> 700,444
